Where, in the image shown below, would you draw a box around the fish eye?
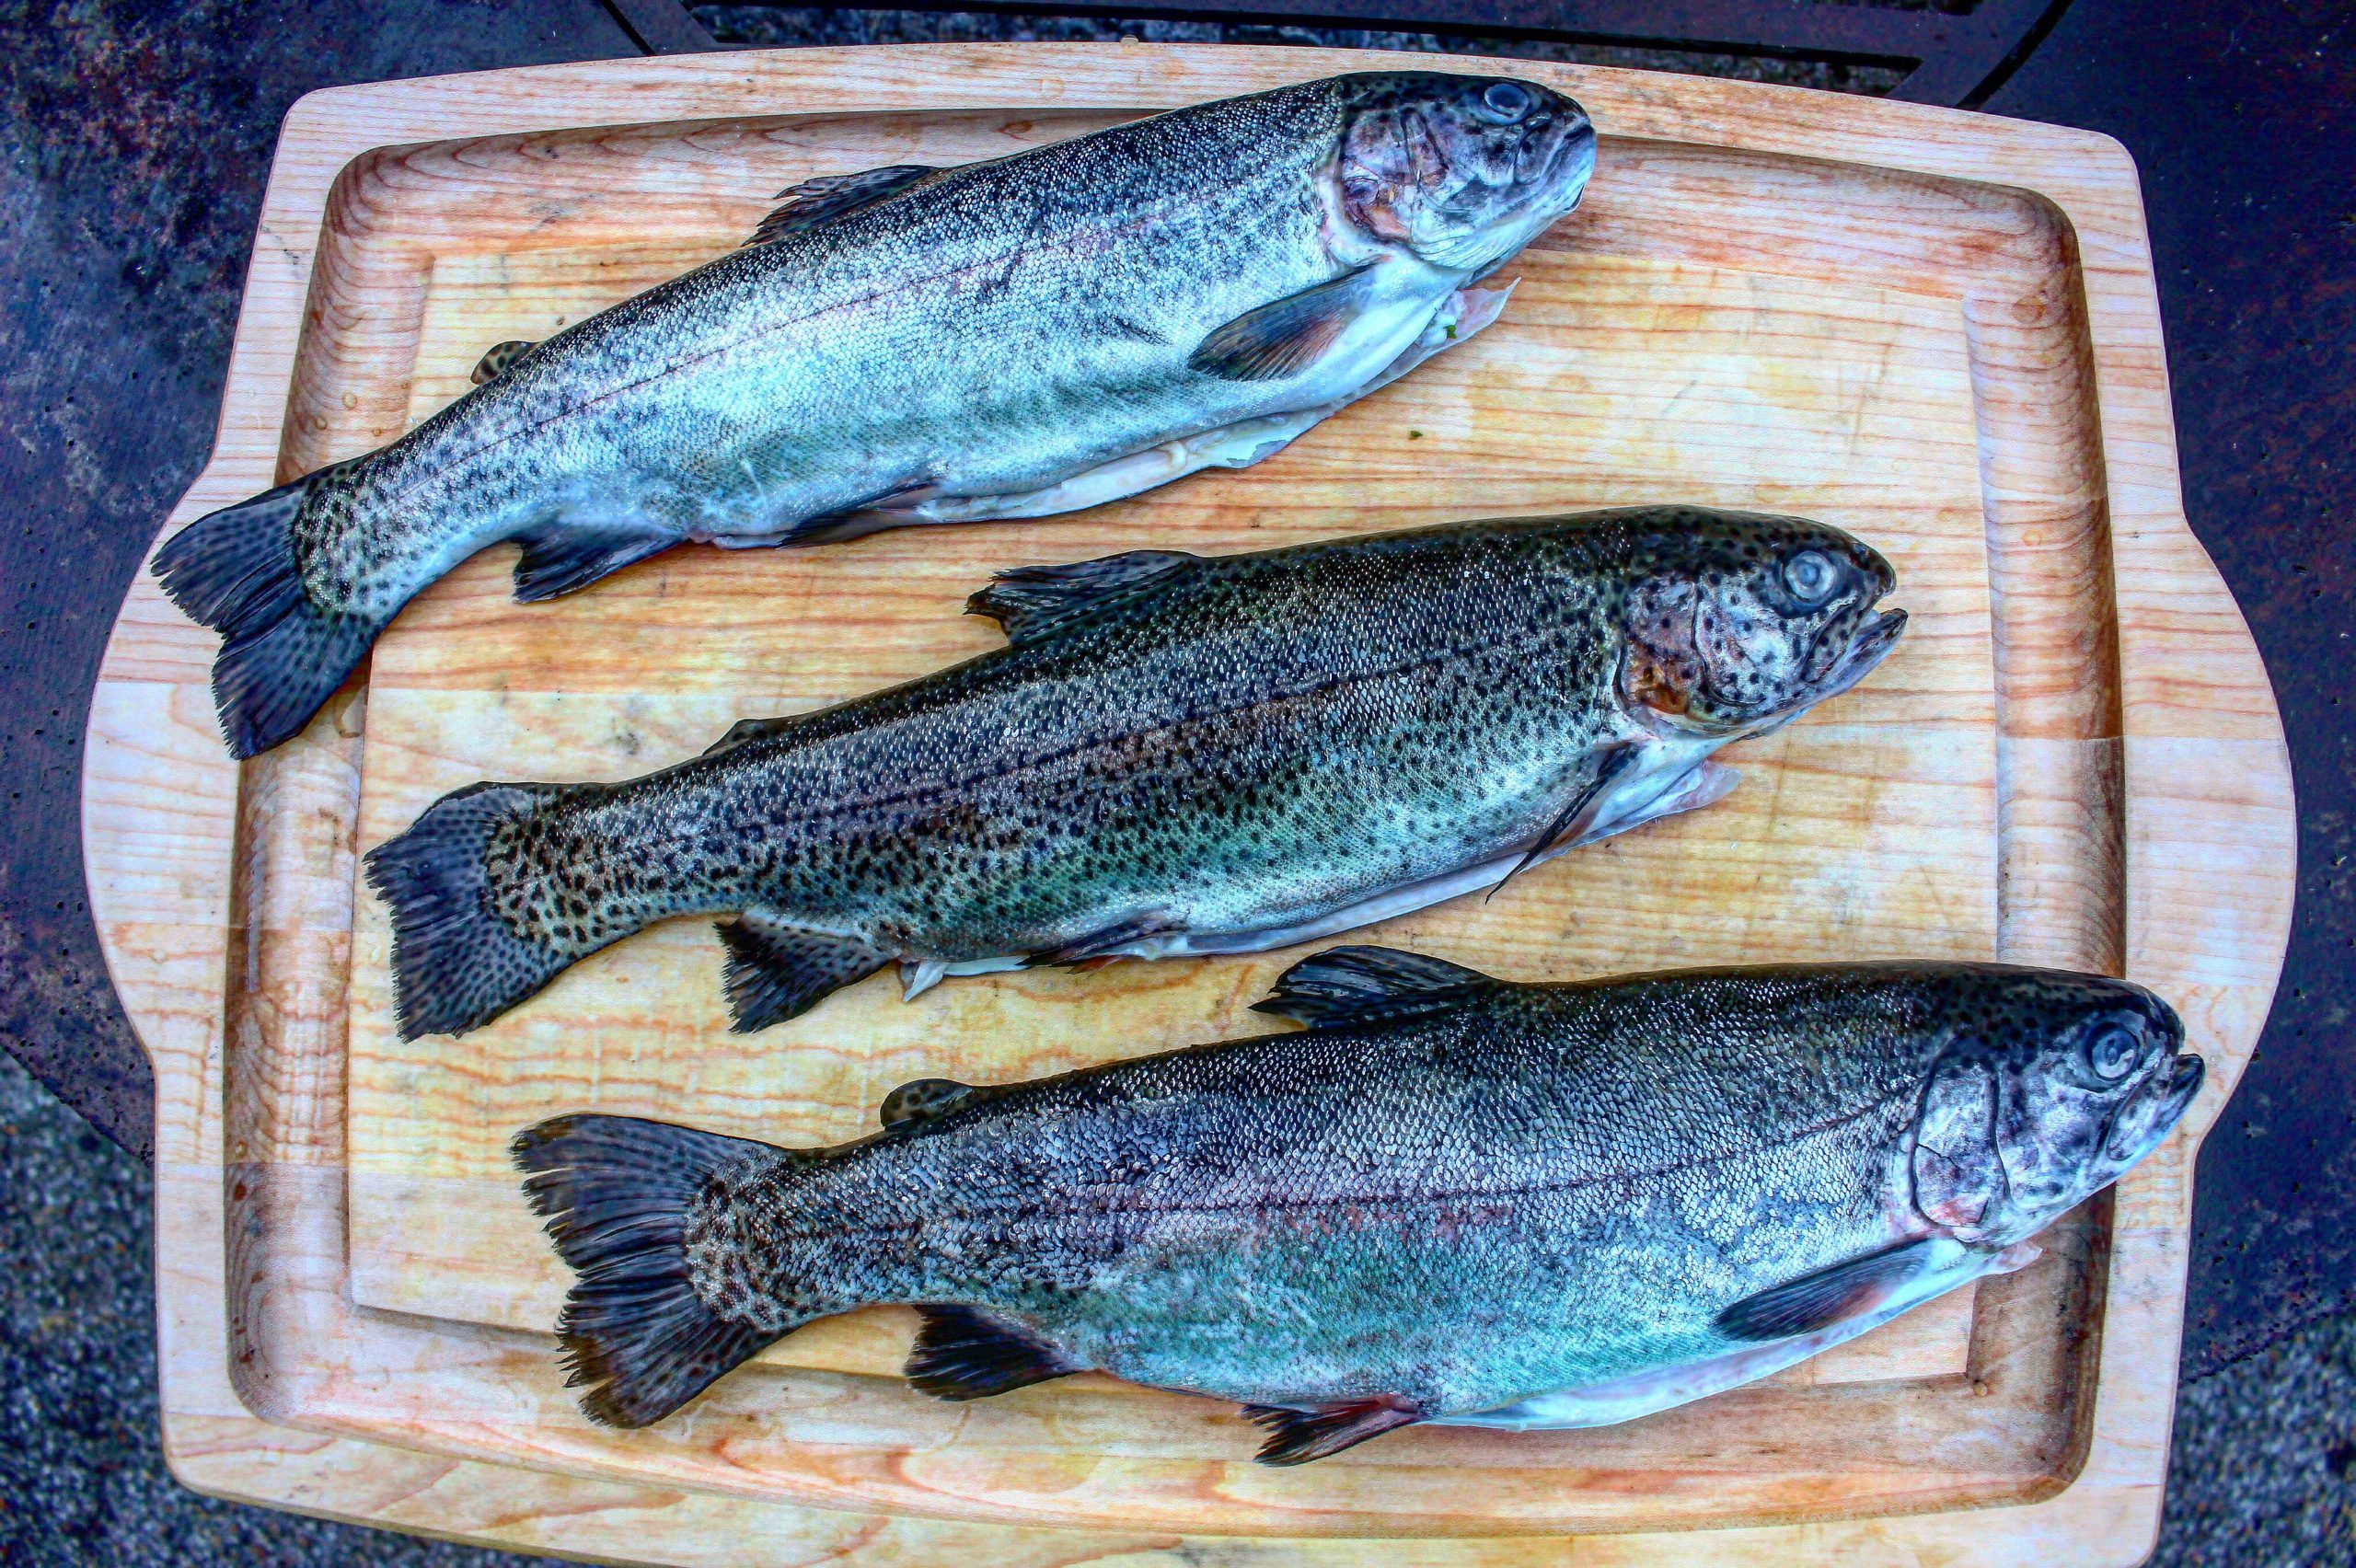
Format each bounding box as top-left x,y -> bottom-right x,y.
1481,81 -> 1535,121
2087,1024 -> 2142,1081
1781,549 -> 1839,605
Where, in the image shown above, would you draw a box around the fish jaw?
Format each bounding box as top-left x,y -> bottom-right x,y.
1435,1235 -> 1999,1432
1815,606 -> 1909,707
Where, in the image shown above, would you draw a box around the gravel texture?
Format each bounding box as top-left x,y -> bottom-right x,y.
0,1049 -> 551,1565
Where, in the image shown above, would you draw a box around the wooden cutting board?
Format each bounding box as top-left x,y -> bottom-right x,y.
82,42 -> 2294,1563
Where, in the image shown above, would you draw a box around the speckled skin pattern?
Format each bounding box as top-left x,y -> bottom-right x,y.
280,71 -> 1596,620
680,962 -> 2202,1418
441,506 -> 1902,1009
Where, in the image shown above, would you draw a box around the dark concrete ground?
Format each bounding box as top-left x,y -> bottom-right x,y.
1,0 -> 2351,1562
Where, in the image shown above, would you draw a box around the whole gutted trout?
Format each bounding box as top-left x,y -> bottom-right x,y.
366,506 -> 1907,1040
151,72 -> 1597,756
515,947 -> 2204,1459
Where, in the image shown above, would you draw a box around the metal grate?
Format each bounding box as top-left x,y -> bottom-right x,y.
608,0 -> 2073,106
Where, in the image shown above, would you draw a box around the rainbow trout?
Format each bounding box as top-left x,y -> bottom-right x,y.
514,947 -> 2203,1460
150,72 -> 1596,756
366,506 -> 1906,1040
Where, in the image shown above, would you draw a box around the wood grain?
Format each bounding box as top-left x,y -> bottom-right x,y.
79,41 -> 2294,1563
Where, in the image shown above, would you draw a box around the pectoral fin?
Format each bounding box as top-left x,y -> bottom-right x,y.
1243,1394 -> 1425,1465
1489,743 -> 1642,900
1189,267 -> 1377,381
1713,1238 -> 1938,1342
714,913 -> 891,1032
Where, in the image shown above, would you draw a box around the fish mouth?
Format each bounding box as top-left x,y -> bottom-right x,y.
2152,1051 -> 2206,1132
1518,111 -> 1597,214
1811,607 -> 1908,704
2103,1051 -> 2206,1163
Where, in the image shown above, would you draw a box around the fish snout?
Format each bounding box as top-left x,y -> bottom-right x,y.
1813,606 -> 1908,701
2101,1049 -> 2205,1164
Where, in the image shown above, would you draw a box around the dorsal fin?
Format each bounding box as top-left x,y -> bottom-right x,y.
470,339 -> 537,385
880,1077 -> 981,1130
745,164 -> 939,248
965,550 -> 1198,645
1252,945 -> 1495,1030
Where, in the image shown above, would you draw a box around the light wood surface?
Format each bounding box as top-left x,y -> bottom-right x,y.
81,41 -> 2293,1563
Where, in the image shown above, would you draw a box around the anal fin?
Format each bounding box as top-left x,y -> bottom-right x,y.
906,1305 -> 1079,1401
716,913 -> 891,1032
513,520 -> 682,603
1243,1393 -> 1424,1465
1714,1237 -> 1937,1342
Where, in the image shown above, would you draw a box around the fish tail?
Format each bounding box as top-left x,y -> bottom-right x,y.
514,1114 -> 789,1427
151,470 -> 382,759
365,780 -> 599,1040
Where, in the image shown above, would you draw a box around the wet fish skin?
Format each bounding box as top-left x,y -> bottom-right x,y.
514,949 -> 2203,1458
366,506 -> 1906,1041
149,71 -> 1597,757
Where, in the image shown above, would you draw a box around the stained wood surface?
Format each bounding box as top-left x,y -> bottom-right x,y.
79,42 -> 2294,1564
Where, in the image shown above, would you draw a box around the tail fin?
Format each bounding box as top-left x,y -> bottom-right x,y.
151,472 -> 380,759
364,781 -> 582,1040
514,1114 -> 782,1427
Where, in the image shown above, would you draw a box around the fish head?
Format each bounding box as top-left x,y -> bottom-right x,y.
1333,73 -> 1597,271
1911,971 -> 2204,1247
1617,509 -> 1906,739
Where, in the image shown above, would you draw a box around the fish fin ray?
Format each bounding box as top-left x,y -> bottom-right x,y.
1025,915 -> 1173,968
745,164 -> 940,248
513,1114 -> 785,1427
1488,742 -> 1643,901
470,339 -> 537,385
1189,266 -> 1376,382
699,716 -> 794,758
1253,945 -> 1495,1030
906,1306 -> 1079,1401
512,520 -> 682,603
1713,1237 -> 1939,1342
1243,1394 -> 1424,1465
717,913 -> 891,1032
880,1078 -> 980,1130
150,467 -> 382,758
965,549 -> 1199,645
364,782 -> 582,1039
